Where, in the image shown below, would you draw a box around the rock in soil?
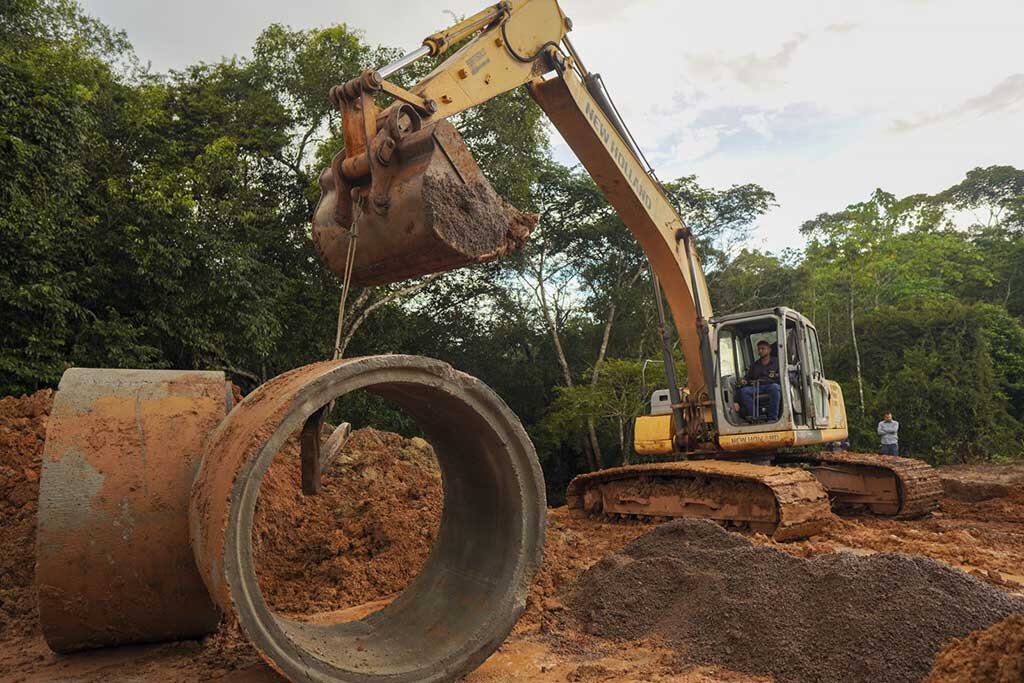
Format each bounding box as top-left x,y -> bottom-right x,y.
566,519 -> 1024,683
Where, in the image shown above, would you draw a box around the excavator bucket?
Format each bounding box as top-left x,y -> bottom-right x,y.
312,118 -> 537,287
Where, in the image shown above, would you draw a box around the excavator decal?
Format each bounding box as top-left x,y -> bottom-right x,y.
584,99 -> 654,210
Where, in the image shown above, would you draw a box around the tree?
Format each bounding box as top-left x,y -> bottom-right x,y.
932,167 -> 1024,315
709,248 -> 801,315
665,176 -> 777,273
833,303 -> 1024,463
0,0 -> 137,392
541,358 -> 671,467
936,165 -> 1024,230
801,190 -> 907,416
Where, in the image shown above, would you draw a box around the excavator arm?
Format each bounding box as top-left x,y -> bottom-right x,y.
313,0 -> 716,442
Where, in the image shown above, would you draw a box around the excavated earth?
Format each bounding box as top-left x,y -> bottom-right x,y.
924,612 -> 1024,683
421,174 -> 535,258
1,389 -> 1023,682
252,427 -> 443,617
563,520 -> 1023,683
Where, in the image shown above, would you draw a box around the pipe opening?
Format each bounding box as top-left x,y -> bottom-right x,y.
191,356 -> 545,682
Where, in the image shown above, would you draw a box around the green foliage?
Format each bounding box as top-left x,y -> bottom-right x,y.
665,176 -> 777,271
0,4 -> 552,397
541,358 -> 672,465
827,304 -> 1024,464
709,249 -> 801,315
800,169 -> 1024,462
0,0 -> 134,391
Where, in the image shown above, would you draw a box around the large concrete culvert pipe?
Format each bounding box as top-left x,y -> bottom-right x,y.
190,355 -> 546,683
37,369 -> 230,652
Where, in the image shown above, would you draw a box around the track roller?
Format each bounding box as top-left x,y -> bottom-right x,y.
786,451 -> 943,517
567,460 -> 834,542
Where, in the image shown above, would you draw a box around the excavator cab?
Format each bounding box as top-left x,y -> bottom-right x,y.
635,307 -> 847,458
717,309 -> 805,427
713,307 -> 845,450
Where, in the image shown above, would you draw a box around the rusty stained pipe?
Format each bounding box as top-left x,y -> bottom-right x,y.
36,368 -> 230,653
190,355 -> 546,683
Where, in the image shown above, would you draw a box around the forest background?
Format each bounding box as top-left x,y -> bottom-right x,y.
4,0 -> 1023,501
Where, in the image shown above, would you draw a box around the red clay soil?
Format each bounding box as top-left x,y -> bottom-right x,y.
252,427 -> 442,616
2,389 -> 1023,683
938,464 -> 1024,502
0,389 -> 51,638
925,612 -> 1024,683
767,465 -> 1024,593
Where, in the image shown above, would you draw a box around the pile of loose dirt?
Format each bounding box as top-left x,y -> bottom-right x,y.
938,464 -> 1024,502
520,510 -> 654,633
0,390 -> 51,636
253,427 -> 443,616
926,612 -> 1024,682
763,473 -> 1024,593
566,519 -> 1024,683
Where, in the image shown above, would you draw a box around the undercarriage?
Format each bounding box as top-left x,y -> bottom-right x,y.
566,451 -> 942,541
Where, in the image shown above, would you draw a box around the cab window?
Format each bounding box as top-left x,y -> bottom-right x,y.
806,326 -> 823,375
718,329 -> 737,379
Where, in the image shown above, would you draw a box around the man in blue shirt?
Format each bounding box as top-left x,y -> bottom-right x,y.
738,340 -> 781,421
878,411 -> 899,455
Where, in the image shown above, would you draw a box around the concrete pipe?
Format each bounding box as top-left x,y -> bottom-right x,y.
190,356 -> 546,683
37,368 -> 230,652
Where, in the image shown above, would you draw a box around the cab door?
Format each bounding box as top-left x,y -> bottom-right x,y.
803,325 -> 830,427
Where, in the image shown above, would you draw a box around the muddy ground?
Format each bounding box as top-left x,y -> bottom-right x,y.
1,389 -> 1022,682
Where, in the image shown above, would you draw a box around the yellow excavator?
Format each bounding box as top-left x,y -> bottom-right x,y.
313,0 -> 942,541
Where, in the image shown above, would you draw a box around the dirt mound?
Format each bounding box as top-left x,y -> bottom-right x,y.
761,469 -> 1024,593
567,519 -> 1024,683
938,464 -> 1024,502
253,426 -> 442,616
520,510 -> 654,633
926,613 -> 1024,682
0,390 -> 51,637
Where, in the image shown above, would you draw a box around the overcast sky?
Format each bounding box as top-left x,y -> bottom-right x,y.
80,0 -> 1024,250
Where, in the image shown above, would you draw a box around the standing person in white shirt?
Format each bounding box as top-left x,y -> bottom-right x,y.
877,411 -> 899,456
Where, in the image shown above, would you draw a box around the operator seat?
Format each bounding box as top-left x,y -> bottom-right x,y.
739,342 -> 780,423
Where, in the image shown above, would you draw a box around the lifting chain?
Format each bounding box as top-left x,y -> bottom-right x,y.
333,198 -> 363,360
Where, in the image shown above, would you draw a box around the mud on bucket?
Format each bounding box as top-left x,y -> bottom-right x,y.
312,119 -> 537,287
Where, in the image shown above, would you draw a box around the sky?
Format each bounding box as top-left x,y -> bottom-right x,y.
79,0 -> 1024,251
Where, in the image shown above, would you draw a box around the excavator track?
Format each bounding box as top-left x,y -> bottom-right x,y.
780,451 -> 942,518
566,460 -> 834,542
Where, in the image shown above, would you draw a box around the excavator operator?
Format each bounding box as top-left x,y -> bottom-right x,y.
737,340 -> 781,421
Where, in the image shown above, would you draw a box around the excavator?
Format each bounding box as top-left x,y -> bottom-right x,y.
312,0 -> 942,541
